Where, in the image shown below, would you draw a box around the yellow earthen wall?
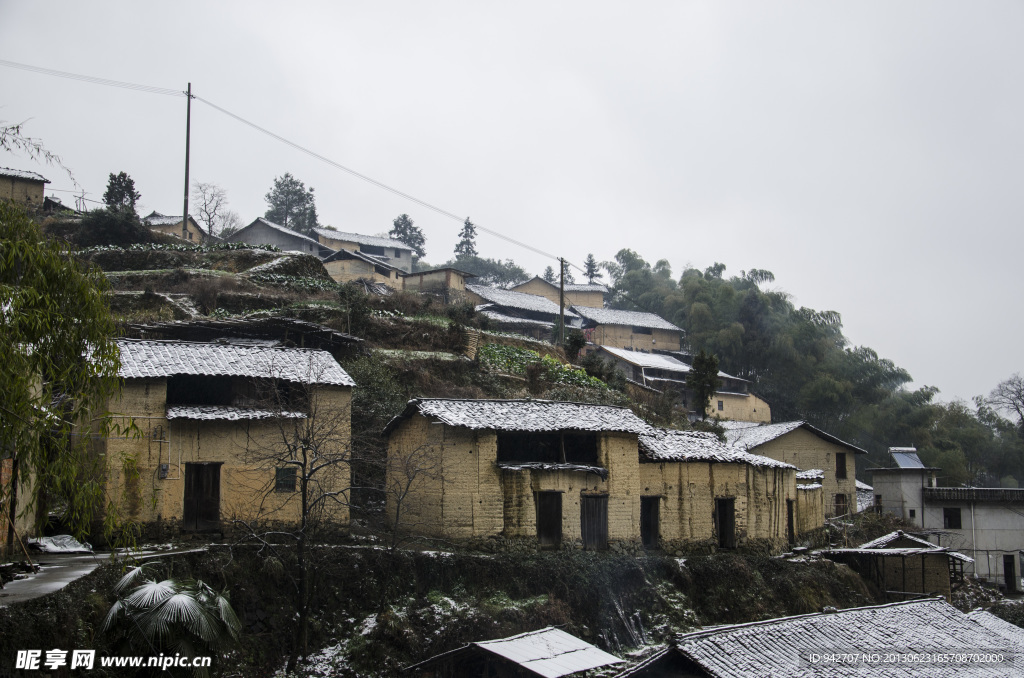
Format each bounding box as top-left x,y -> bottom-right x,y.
324,259 -> 401,288
0,178 -> 45,206
149,219 -> 205,243
638,462 -> 794,545
510,279 -> 604,309
403,270 -> 467,293
747,428 -> 857,517
796,486 -> 825,534
878,552 -> 951,601
103,379 -> 351,531
587,324 -> 681,352
709,393 -> 772,424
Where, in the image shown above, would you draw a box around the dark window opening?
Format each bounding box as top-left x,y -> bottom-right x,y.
497,432 -> 598,465
641,497 -> 660,549
631,326 -> 653,335
167,375 -> 234,406
715,498 -> 736,549
536,492 -> 562,548
581,495 -> 608,550
275,467 -> 297,492
717,400 -> 724,411
836,452 -> 847,479
909,509 -> 916,518
361,244 -> 386,256
943,507 -> 962,529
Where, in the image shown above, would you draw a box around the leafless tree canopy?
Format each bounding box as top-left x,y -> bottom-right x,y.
191,181 -> 237,237
1,120 -> 76,185
989,373 -> 1024,432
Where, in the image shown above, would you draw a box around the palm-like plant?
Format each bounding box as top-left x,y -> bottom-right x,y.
103,562 -> 241,676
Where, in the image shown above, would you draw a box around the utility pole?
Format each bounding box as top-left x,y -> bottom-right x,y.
181,82 -> 192,240
558,257 -> 566,344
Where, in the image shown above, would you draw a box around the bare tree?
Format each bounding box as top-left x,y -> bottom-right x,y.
191,182 -> 236,237
383,442 -> 442,551
230,358 -> 352,673
989,373 -> 1024,436
0,120 -> 76,185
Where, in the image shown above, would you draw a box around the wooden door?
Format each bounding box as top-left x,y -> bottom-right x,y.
716,498 -> 736,549
581,495 -> 608,550
536,492 -> 562,548
641,497 -> 660,549
1005,555 -> 1017,593
183,463 -> 221,532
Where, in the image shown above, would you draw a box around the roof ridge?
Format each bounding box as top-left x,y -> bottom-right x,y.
115,337 -> 332,353
412,396 -> 636,412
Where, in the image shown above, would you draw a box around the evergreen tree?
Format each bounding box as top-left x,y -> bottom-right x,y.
454,217 -> 478,258
584,253 -> 603,284
103,171 -> 141,215
542,266 -> 556,283
687,350 -> 721,421
389,213 -> 426,258
264,173 -> 319,235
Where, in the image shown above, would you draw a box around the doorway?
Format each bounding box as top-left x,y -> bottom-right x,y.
536,492 -> 562,548
1005,555 -> 1018,593
581,495 -> 609,550
786,499 -> 795,545
641,497 -> 660,549
715,498 -> 736,549
183,463 -> 221,532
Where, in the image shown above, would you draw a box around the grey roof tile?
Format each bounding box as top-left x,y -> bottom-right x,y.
571,306 -> 681,332
467,285 -> 578,317
725,421 -> 867,454
116,339 -> 355,386
639,429 -> 794,468
166,405 -> 307,420
384,398 -> 653,435
313,228 -> 414,252
0,167 -> 48,182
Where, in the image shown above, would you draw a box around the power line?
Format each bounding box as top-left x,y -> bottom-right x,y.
1,58 -> 586,272
0,59 -> 183,97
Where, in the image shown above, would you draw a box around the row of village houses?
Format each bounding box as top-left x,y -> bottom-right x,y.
4,316 -> 1020,590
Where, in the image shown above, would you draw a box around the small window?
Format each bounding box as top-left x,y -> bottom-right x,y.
943,507 -> 962,529
909,509 -> 916,518
275,467 -> 297,492
717,400 -> 724,411
836,452 -> 847,479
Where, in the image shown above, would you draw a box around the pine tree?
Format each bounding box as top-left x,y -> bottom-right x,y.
389,214 -> 426,258
264,173 -> 319,235
584,253 -> 603,284
542,266 -> 556,283
103,171 -> 141,215
454,217 -> 478,258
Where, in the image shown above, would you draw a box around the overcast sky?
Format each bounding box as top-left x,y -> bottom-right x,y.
2,1 -> 1021,404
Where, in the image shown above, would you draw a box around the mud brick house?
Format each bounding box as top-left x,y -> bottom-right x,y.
509,276 -> 608,309
402,267 -> 476,304
97,339 -> 354,537
724,421 -> 865,518
871,447 -> 1024,590
385,399 -> 806,551
312,229 -> 414,272
321,248 -> 403,288
466,285 -> 579,340
142,211 -> 212,243
637,429 -> 801,549
571,306 -> 682,352
595,346 -> 771,423
618,598 -> 1024,677
0,167 -> 48,208
226,218 -> 335,258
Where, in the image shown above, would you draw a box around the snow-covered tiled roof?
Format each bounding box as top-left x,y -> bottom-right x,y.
796,468 -> 825,480
166,405 -> 307,420
479,310 -> 554,328
116,339 -> 355,386
142,212 -> 209,235
858,530 -> 936,550
384,398 -> 653,436
797,483 -> 822,490
512,277 -> 609,295
407,627 -> 623,677
597,347 -> 744,380
571,306 -> 681,332
639,429 -> 794,469
856,480 -> 873,491
0,167 -> 48,182
719,420 -> 762,431
966,610 -> 1024,646
725,421 -> 867,454
467,285 -> 578,317
624,599 -> 1021,677
312,229 -> 413,252
322,248 -> 402,271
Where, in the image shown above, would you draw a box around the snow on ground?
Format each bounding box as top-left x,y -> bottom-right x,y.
27,535 -> 92,553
